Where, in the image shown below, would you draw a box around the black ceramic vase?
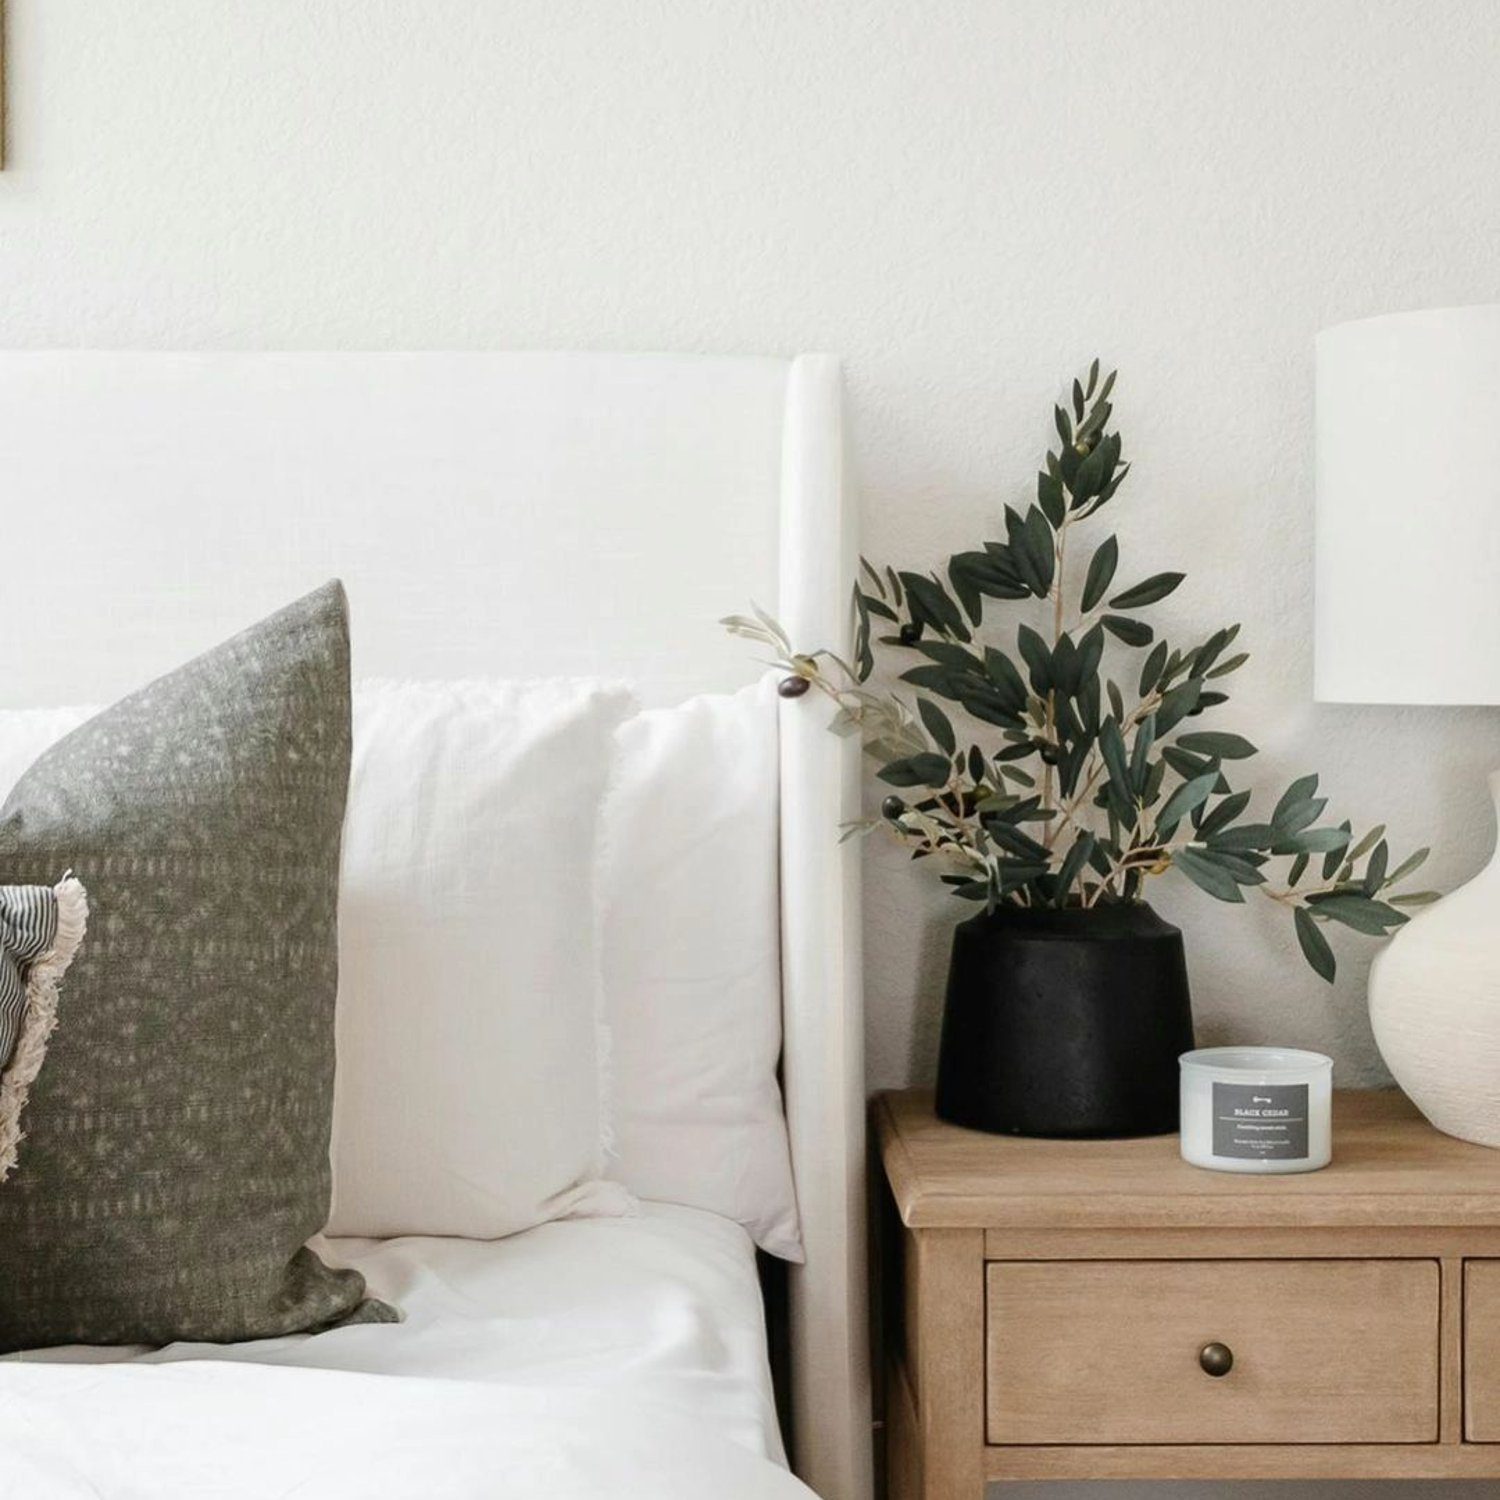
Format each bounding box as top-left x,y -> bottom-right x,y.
934,902 -> 1194,1138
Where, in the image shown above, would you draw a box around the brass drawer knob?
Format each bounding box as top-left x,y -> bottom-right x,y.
1199,1341 -> 1234,1377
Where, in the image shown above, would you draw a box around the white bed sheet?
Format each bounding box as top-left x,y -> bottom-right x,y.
7,1203 -> 785,1466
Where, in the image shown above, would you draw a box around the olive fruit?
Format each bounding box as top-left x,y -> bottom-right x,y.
777,676 -> 811,699
881,795 -> 906,821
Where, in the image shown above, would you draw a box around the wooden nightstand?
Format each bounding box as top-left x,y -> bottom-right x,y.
875,1088 -> 1500,1496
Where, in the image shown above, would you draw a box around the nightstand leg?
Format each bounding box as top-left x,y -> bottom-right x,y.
888,1227 -> 985,1500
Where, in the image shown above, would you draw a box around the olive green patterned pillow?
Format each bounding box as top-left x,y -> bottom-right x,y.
0,582 -> 395,1352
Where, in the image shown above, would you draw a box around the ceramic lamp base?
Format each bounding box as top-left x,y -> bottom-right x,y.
1369,769 -> 1500,1147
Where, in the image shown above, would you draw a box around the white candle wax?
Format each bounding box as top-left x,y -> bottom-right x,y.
1179,1047 -> 1333,1174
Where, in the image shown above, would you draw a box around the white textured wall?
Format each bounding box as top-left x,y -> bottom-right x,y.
4,5 -> 1499,1492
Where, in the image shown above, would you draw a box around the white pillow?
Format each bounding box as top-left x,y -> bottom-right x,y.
600,678 -> 802,1260
328,678 -> 637,1239
0,688 -> 640,1243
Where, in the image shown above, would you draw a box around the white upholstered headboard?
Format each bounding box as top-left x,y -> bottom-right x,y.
0,351 -> 869,1498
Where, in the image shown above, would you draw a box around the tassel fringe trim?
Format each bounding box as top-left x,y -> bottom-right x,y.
0,875 -> 89,1185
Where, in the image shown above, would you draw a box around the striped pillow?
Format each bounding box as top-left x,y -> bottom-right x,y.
0,877 -> 88,1183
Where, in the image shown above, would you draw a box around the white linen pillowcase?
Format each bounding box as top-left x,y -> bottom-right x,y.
599,677 -> 802,1260
328,678 -> 637,1240
0,684 -> 639,1243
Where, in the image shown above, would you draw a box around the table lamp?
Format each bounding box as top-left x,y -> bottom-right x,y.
1316,305 -> 1500,1146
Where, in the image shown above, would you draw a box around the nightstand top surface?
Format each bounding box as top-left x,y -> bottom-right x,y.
876,1089 -> 1500,1230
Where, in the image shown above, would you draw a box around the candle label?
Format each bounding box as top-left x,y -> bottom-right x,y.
1212,1082 -> 1310,1160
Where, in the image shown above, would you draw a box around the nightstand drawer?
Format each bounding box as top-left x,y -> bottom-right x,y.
985,1259 -> 1439,1445
1465,1261 -> 1500,1440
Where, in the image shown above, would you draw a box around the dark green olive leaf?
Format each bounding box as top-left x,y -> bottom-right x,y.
1155,678 -> 1203,735
1076,675 -> 1102,735
948,879 -> 992,901
853,589 -> 874,681
1016,624 -> 1053,693
1362,839 -> 1389,895
997,860 -> 1050,892
1160,744 -> 1213,781
1205,822 -> 1278,852
1003,507 -> 1048,596
1054,404 -> 1072,447
1050,632 -> 1079,695
1196,848 -> 1267,885
900,665 -> 966,700
918,698 -> 956,755
947,558 -> 982,624
1273,826 -> 1352,856
1174,847 -> 1245,903
1021,506 -> 1056,594
1129,712 -> 1157,792
1390,890 -> 1441,906
955,678 -> 1027,729
1273,774 -> 1320,825
1074,624 -> 1105,695
1385,846 -> 1431,886
1059,737 -> 1093,797
1288,852 -> 1309,885
1071,378 -> 1085,423
1076,395 -> 1115,445
1143,758 -> 1167,805
1175,730 -> 1257,760
1294,907 -> 1337,983
1139,640 -> 1169,697
1108,572 -> 1185,610
1081,536 -> 1119,613
1106,679 -> 1125,722
1321,819 -> 1353,878
1071,440 -> 1109,502
1272,798 -> 1332,834
1098,717 -> 1132,798
1037,469 -> 1067,529
1196,789 -> 1252,839
1346,824 -> 1386,863
982,647 -> 1028,710
1054,833 -> 1095,905
1054,692 -> 1084,746
876,753 -> 953,788
1157,771 -> 1220,832
1303,892 -> 1405,935
899,571 -> 970,642
1102,614 -> 1154,647
951,550 -> 1029,606
987,795 -> 1046,825
984,820 -> 1051,862
993,740 -> 1035,762
1084,452 -> 1129,513
1189,624 -> 1241,679
913,640 -> 982,670
1206,651 -> 1250,679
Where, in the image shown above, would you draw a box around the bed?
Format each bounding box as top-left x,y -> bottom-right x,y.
0,352 -> 869,1499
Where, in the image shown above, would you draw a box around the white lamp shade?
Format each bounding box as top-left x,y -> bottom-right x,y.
1316,306 -> 1500,705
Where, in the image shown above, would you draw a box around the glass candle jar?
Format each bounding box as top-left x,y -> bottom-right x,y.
1179,1047 -> 1333,1173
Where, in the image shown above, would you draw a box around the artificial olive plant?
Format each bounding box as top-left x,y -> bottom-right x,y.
725,363 -> 1436,981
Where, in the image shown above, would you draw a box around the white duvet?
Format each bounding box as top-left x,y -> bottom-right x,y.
1,1205 -> 813,1499
0,1364 -> 813,1499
